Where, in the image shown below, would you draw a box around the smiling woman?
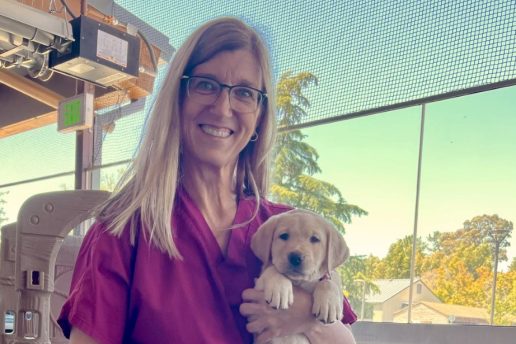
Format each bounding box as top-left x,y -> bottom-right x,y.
55,16 -> 357,344
180,50 -> 263,174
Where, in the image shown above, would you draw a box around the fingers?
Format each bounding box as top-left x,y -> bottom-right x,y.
246,318 -> 267,334
242,288 -> 265,302
239,302 -> 265,317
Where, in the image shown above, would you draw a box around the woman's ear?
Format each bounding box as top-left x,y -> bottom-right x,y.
251,215 -> 280,264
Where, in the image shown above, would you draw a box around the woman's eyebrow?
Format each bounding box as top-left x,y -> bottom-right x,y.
192,73 -> 260,88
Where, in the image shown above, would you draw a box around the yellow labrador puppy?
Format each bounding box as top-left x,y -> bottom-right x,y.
251,209 -> 349,344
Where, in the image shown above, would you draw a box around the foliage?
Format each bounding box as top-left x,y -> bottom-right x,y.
343,214 -> 514,325
270,71 -> 367,233
509,258 -> 516,273
490,270 -> 516,324
421,215 -> 513,314
372,235 -> 426,279
338,255 -> 380,319
464,214 -> 513,256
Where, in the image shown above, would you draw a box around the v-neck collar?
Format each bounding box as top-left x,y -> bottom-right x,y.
178,187 -> 253,267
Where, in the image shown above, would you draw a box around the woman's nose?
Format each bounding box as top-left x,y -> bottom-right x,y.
210,89 -> 233,116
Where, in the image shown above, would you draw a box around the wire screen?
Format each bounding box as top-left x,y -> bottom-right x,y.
3,1 -> 514,185
115,0 -> 516,129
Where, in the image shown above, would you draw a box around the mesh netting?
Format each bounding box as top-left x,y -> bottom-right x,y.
115,0 -> 516,128
2,0 -> 515,183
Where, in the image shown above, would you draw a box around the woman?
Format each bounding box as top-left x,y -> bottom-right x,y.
59,17 -> 357,344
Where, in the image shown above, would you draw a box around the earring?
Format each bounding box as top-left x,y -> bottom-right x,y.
250,131 -> 259,142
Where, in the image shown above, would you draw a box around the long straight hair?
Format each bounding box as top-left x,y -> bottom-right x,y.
96,17 -> 277,259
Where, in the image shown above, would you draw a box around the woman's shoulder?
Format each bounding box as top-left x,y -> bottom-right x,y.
79,219 -> 134,256
258,197 -> 294,215
239,197 -> 294,226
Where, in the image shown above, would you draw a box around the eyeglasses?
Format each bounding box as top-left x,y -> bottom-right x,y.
182,75 -> 267,113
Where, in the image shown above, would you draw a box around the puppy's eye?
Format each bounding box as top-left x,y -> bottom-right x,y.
279,233 -> 289,241
310,236 -> 320,243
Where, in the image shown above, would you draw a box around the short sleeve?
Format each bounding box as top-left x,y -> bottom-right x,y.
58,223 -> 133,344
342,296 -> 358,324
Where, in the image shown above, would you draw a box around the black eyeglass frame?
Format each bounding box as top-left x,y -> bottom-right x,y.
181,75 -> 268,106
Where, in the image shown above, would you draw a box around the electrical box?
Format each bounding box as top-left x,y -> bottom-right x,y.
57,92 -> 94,133
49,16 -> 140,86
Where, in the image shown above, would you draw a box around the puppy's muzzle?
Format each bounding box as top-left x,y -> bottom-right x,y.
288,251 -> 304,268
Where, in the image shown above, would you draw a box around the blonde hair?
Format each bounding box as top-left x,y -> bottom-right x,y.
97,17 -> 277,259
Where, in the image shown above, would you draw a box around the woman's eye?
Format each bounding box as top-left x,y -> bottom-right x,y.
234,87 -> 254,99
197,81 -> 215,90
279,233 -> 289,241
310,236 -> 320,243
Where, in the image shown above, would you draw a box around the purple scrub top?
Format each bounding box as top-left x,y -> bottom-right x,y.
58,189 -> 357,343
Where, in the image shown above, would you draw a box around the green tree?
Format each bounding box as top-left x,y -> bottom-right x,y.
338,255 -> 380,319
494,271 -> 516,325
270,71 -> 367,233
421,214 -> 514,324
373,235 -> 426,279
464,214 -> 513,260
509,258 -> 516,273
0,190 -> 8,227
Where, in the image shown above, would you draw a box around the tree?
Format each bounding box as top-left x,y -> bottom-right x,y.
270,71 -> 367,233
0,190 -> 8,227
372,235 -> 426,279
509,258 -> 516,273
421,214 -> 514,324
338,255 -> 380,319
464,214 -> 513,260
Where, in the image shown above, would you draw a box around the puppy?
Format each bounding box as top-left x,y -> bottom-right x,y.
251,209 -> 349,344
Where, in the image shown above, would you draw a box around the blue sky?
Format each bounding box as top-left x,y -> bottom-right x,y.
304,86 -> 516,265
1,0 -> 515,267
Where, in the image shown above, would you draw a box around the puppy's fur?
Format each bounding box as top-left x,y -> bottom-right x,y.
251,209 -> 349,344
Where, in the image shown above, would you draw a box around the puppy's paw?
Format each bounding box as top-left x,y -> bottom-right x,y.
265,274 -> 293,310
312,280 -> 343,324
256,267 -> 294,310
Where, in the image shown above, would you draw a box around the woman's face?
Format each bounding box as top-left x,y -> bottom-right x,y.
181,49 -> 263,172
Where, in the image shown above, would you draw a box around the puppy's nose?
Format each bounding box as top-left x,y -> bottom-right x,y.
288,252 -> 304,267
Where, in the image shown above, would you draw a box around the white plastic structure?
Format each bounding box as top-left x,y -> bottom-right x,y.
0,223 -> 17,339
1,190 -> 109,344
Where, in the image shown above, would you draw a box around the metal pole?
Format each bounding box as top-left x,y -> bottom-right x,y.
408,103 -> 426,323
74,0 -> 94,236
490,241 -> 500,325
360,281 -> 366,320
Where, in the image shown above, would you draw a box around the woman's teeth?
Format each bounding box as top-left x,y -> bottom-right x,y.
200,125 -> 232,138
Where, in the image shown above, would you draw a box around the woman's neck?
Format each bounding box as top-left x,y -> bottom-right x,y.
181,162 -> 238,232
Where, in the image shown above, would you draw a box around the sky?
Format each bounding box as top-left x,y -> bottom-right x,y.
304,86 -> 516,268
1,0 -> 515,269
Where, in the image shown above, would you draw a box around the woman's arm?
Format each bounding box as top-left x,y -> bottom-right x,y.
240,287 -> 356,344
70,327 -> 99,344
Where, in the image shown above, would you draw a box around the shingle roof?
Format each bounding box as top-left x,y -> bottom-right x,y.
366,278 -> 415,303
418,301 -> 489,321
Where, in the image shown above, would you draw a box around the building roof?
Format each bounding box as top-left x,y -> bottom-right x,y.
417,301 -> 489,322
366,278 -> 416,303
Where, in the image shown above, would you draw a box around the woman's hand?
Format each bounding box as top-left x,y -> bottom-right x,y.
240,286 -> 316,343
240,287 -> 357,344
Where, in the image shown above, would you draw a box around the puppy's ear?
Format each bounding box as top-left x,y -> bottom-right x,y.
251,214 -> 280,264
325,224 -> 349,272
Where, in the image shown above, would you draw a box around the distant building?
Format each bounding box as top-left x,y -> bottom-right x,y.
393,301 -> 489,325
366,278 -> 440,322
